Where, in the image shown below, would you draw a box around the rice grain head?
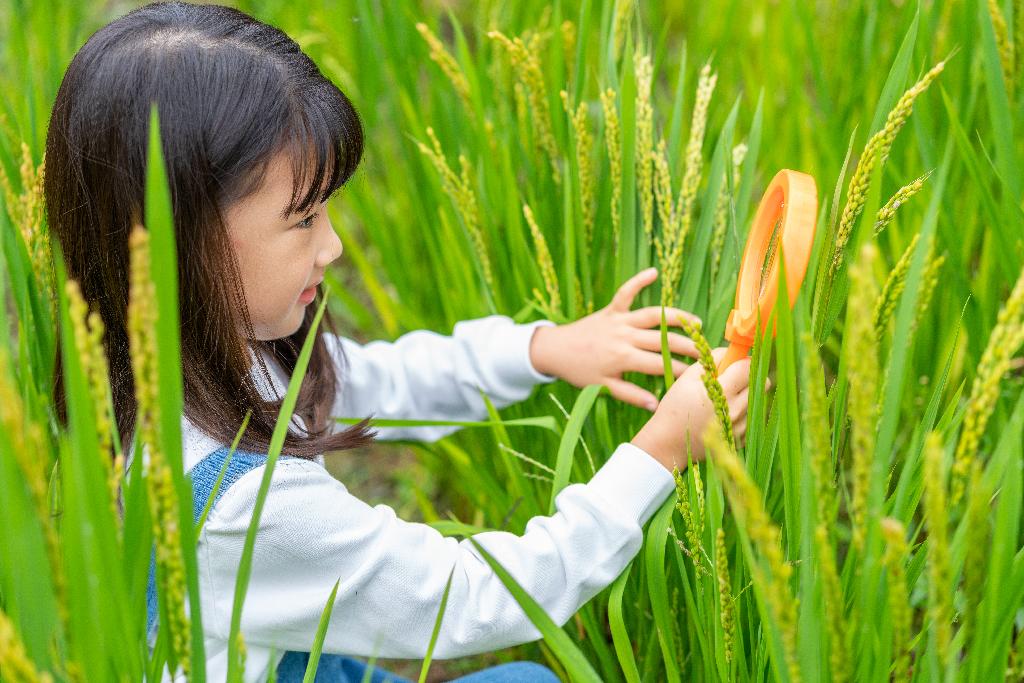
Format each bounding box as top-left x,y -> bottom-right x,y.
667,63 -> 717,298
560,91 -> 595,245
923,431 -> 953,668
678,317 -> 735,448
706,421 -> 800,682
0,346 -> 66,630
711,143 -> 747,284
128,226 -> 191,674
415,22 -> 473,115
415,128 -> 494,294
651,138 -> 676,304
872,234 -> 921,342
522,202 -> 561,316
715,528 -> 735,665
0,142 -> 53,312
880,517 -> 912,683
65,280 -> 119,525
0,609 -> 53,683
845,243 -> 881,552
874,170 -> 931,236
487,30 -> 561,183
601,88 -> 623,257
611,0 -> 634,62
910,249 -> 945,336
815,523 -> 849,682
950,258 -> 1024,504
829,59 -> 945,281
987,0 -> 1015,94
960,461 -> 991,654
635,49 -> 655,241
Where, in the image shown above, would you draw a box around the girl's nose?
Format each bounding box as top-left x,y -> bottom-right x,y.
319,216 -> 343,265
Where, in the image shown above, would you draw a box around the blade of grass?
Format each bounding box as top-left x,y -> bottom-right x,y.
301,578 -> 341,683
225,292 -> 331,682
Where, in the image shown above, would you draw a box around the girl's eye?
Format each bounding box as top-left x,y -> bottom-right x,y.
296,212 -> 319,229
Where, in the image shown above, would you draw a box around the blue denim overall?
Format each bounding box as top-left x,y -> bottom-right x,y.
145,447 -> 560,682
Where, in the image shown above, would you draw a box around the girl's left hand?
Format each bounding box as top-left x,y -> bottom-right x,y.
528,267 -> 702,412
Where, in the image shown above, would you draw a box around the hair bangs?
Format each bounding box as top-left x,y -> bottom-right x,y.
279,82 -> 363,218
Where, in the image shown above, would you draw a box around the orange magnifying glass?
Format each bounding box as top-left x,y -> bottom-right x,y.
716,169 -> 818,375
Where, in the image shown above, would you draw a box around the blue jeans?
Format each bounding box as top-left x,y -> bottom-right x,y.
276,651 -> 560,682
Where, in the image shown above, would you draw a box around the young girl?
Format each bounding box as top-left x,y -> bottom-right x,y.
46,2 -> 752,681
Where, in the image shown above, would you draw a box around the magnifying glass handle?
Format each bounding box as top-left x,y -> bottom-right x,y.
716,342 -> 751,376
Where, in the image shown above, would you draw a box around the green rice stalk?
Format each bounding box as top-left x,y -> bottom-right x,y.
845,244 -> 880,552
880,518 -> 912,683
815,524 -> 848,681
522,202 -> 561,317
710,143 -> 747,284
513,82 -> 530,151
672,464 -> 706,576
950,259 -> 1024,504
0,609 -> 53,683
714,528 -> 735,665
800,332 -> 849,680
873,170 -> 931,236
0,347 -> 66,631
706,421 -> 800,682
828,59 -> 945,281
415,22 -> 473,115
128,226 -> 190,675
601,87 -> 622,256
923,431 -> 953,668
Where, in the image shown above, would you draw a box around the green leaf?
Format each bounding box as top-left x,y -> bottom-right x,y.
302,579 -> 341,683
467,538 -> 602,683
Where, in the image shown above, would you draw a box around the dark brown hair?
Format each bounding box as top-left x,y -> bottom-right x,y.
47,1 -> 376,458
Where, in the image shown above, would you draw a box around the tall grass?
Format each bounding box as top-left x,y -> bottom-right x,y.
2,0 -> 1023,681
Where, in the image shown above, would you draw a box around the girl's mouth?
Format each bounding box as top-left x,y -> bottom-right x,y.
298,284 -> 318,305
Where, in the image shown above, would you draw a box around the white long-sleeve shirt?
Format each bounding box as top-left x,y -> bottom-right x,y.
168,315 -> 676,682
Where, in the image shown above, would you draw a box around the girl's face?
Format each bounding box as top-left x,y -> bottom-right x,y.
225,150 -> 343,340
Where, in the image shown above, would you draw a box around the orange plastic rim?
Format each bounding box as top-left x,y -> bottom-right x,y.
717,169 -> 818,375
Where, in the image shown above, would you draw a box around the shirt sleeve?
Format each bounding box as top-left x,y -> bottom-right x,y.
198,441 -> 675,660
326,315 -> 557,442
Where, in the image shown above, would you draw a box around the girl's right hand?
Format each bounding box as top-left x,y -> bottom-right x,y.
630,348 -> 757,472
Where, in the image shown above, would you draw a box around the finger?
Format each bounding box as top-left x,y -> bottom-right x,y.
605,377 -> 659,412
718,355 -> 752,396
729,387 -> 750,421
627,306 -> 702,330
625,350 -> 689,378
630,329 -> 700,359
609,267 -> 658,312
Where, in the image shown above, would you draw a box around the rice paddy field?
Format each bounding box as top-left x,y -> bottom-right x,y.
2,0 -> 1024,681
